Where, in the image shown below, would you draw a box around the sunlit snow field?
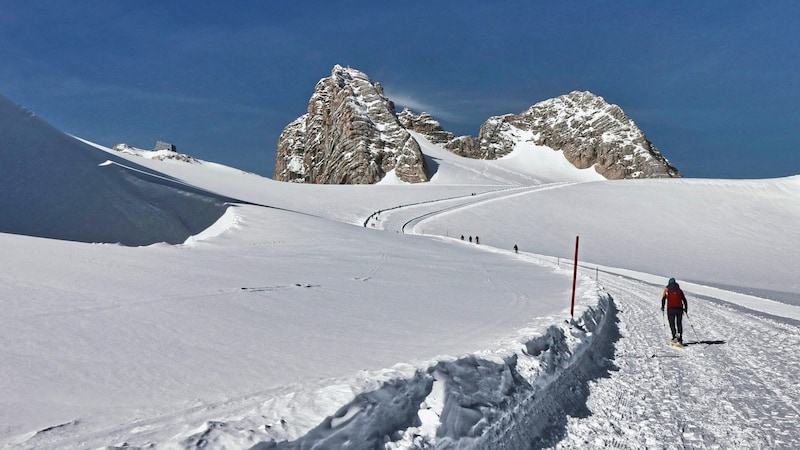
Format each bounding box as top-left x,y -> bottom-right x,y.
1,95 -> 799,448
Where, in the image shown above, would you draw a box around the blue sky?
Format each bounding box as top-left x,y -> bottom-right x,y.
1,1 -> 798,179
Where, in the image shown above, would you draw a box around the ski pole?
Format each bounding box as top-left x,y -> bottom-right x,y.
685,312 -> 700,343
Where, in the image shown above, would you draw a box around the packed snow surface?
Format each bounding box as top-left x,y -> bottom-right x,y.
1,94 -> 798,449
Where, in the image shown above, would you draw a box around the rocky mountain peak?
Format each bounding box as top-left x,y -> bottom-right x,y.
461,90 -> 680,178
274,67 -> 681,183
274,65 -> 428,184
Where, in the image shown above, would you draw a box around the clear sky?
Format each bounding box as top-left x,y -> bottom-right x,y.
1,1 -> 798,179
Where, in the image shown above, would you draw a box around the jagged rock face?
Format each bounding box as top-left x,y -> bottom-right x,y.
275,66 -> 681,183
462,91 -> 681,179
274,117 -> 307,182
274,65 -> 428,184
444,135 -> 481,158
397,108 -> 454,144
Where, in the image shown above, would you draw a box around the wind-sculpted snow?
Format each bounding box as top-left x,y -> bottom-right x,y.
0,94 -> 236,246
251,374 -> 433,449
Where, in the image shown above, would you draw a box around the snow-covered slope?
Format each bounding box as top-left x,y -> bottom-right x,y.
1,94 -> 798,448
411,131 -> 605,186
0,95 -> 235,245
408,175 -> 800,299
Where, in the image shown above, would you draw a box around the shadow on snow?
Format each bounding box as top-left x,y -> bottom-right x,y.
683,340 -> 726,346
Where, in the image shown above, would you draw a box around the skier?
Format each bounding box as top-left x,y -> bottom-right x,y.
513,244 -> 518,253
475,236 -> 480,244
661,277 -> 688,344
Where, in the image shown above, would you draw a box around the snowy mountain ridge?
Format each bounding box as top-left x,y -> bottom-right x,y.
516,91 -> 679,178
275,66 -> 680,184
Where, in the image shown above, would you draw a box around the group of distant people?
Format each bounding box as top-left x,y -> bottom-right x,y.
461,234 -> 481,244
460,235 -> 480,244
459,235 -> 519,254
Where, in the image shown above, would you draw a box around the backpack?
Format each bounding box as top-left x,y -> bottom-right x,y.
665,284 -> 684,308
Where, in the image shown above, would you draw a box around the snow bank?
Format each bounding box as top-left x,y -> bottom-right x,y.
182,205 -> 240,246
165,282 -> 616,449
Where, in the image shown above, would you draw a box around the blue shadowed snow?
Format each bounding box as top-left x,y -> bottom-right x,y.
0,94 -> 239,246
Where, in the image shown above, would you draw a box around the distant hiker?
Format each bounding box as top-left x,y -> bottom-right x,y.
469,236 -> 473,243
475,236 -> 480,244
461,235 -> 464,241
661,277 -> 688,344
513,244 -> 518,253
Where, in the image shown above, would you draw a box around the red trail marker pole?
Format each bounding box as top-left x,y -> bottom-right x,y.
570,236 -> 579,318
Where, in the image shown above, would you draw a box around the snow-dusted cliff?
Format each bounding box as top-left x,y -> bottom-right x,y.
452,91 -> 681,179
274,65 -> 428,184
274,67 -> 680,183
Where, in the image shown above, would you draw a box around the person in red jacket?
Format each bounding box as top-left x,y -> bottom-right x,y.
661,277 -> 688,343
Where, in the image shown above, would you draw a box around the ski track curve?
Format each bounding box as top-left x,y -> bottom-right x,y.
367,183 -> 577,235
555,273 -> 800,449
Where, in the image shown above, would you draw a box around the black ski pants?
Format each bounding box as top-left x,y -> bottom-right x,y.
667,308 -> 684,340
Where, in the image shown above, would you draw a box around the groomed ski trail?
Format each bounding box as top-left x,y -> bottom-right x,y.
554,273 -> 800,448
367,183 -> 579,234
381,184 -> 800,448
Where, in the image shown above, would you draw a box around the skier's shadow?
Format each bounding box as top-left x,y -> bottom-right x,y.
683,340 -> 726,346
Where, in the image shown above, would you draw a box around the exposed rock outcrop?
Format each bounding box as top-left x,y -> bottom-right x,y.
396,108 -> 454,144
274,65 -> 428,184
447,91 -> 680,179
112,143 -> 199,163
444,135 -> 481,159
274,66 -> 680,183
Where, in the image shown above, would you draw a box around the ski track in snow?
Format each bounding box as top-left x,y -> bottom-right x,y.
342,185 -> 800,449
369,183 -> 576,235
556,273 -> 800,449
378,186 -> 800,448
214,196 -> 797,448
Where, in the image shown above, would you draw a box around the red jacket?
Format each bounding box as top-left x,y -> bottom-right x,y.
662,284 -> 687,310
